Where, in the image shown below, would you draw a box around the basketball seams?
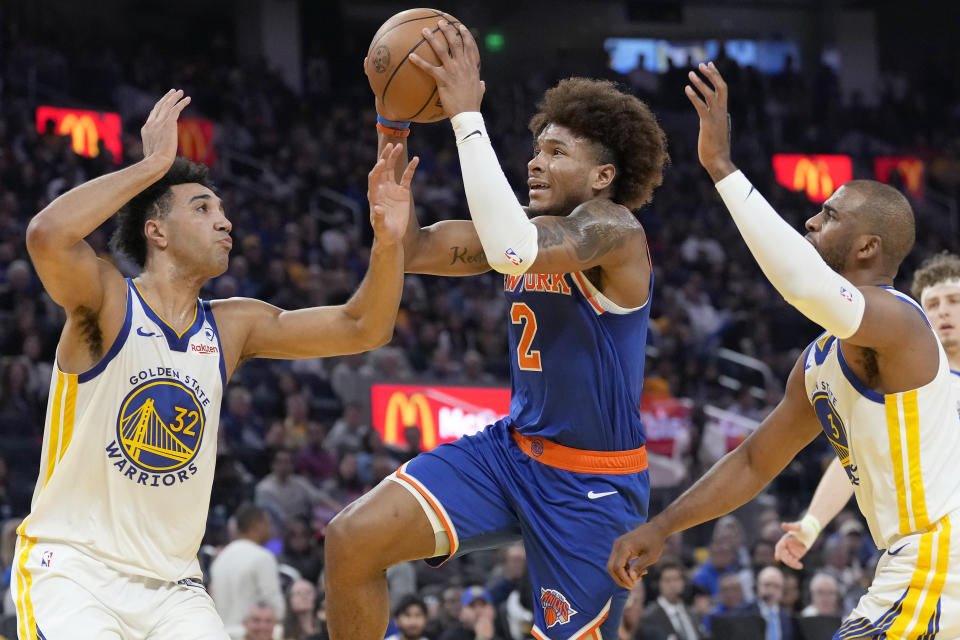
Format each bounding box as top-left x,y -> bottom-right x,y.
367,11 -> 449,52
380,23 -> 460,120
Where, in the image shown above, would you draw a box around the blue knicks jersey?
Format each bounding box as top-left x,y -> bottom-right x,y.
502,269 -> 652,451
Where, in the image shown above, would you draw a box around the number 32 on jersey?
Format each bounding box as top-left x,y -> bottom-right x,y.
510,303 -> 542,371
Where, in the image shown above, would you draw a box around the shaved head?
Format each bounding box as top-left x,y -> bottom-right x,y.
843,180 -> 915,273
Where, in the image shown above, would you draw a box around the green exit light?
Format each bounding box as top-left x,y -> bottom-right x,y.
485,32 -> 505,52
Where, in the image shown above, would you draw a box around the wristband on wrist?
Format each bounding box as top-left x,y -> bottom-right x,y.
376,122 -> 410,138
376,115 -> 411,129
793,513 -> 822,549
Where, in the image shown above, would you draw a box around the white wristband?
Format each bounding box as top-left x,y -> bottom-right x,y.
792,513 -> 822,549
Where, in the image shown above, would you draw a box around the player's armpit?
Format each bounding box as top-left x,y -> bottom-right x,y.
405,220 -> 491,276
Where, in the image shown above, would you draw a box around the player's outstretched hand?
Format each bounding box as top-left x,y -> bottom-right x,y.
774,521 -> 811,570
408,20 -> 485,118
368,143 -> 419,245
141,89 -> 191,170
607,521 -> 668,589
684,62 -> 736,182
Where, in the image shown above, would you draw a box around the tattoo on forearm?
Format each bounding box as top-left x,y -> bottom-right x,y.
449,246 -> 486,265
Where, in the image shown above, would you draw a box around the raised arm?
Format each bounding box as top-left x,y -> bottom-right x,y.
213,144 -> 416,373
26,90 -> 189,314
369,80 -> 489,277
607,354 -> 822,587
686,62 -> 937,386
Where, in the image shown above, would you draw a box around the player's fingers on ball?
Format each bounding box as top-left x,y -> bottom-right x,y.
408,53 -> 441,78
421,26 -> 451,61
437,20 -> 461,48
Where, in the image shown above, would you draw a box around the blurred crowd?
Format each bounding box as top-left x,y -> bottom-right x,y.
0,24 -> 959,640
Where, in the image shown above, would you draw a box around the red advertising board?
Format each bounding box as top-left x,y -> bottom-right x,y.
36,106 -> 122,163
875,156 -> 924,200
772,154 -> 852,203
371,384 -> 510,451
177,118 -> 216,166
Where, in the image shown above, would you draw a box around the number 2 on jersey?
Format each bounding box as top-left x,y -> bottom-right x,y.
510,303 -> 542,371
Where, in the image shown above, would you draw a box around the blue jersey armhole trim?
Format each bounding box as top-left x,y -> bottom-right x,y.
836,344 -> 885,404
203,300 -> 227,387
952,370 -> 960,378
77,280 -> 132,383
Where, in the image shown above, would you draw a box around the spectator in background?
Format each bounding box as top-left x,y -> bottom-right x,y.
800,573 -> 841,618
221,386 -> 268,453
703,573 -> 749,635
324,401 -> 367,453
743,566 -> 794,640
210,504 -> 286,640
255,448 -> 340,527
386,595 -> 430,640
295,421 -> 339,482
279,517 -> 323,584
780,572 -> 802,616
691,539 -> 738,597
426,585 -> 463,640
440,586 -> 502,640
639,559 -> 702,640
242,602 -> 278,640
282,578 -> 323,640
617,580 -> 646,640
487,544 -> 526,606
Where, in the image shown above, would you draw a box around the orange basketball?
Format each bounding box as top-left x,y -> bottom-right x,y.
365,8 -> 463,123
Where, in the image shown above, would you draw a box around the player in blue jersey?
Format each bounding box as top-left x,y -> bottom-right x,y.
326,20 -> 668,640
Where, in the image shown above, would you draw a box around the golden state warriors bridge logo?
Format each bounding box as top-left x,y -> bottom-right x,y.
108,378 -> 205,486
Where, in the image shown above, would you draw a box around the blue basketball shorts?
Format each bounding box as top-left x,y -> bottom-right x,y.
397,419 -> 650,640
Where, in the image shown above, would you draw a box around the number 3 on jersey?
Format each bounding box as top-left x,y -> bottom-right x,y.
511,303 -> 542,371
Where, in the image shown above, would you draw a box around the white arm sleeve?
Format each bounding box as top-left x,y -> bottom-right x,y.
715,171 -> 866,339
451,111 -> 538,275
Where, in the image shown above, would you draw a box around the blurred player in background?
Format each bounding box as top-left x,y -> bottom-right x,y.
326,18 -> 668,640
14,90 -> 417,639
776,251 -> 960,570
609,62 -> 960,638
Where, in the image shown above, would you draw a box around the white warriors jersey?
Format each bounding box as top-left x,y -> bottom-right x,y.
803,288 -> 960,549
18,278 -> 224,582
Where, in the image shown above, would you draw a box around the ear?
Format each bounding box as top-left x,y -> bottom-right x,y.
144,217 -> 169,251
591,163 -> 616,191
856,234 -> 881,260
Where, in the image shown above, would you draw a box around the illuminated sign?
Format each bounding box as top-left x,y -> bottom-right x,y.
177,118 -> 216,166
772,154 -> 852,203
35,106 -> 122,163
875,156 -> 924,200
371,384 -> 510,451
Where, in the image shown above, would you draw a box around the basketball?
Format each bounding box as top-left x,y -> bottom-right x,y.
365,8 -> 463,123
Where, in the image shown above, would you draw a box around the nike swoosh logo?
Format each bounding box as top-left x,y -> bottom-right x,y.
460,129 -> 482,142
587,490 -> 617,500
137,327 -> 159,337
888,543 -> 909,556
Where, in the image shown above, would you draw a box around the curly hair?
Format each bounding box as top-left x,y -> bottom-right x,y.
528,77 -> 669,210
911,251 -> 960,301
109,157 -> 213,268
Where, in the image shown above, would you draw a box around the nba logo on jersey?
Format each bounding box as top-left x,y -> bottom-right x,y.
540,588 -> 577,628
40,550 -> 53,567
840,286 -> 854,302
504,248 -> 523,266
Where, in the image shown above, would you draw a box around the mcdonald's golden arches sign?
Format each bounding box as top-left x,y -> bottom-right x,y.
35,106 -> 122,163
370,384 -> 510,451
772,154 -> 852,203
